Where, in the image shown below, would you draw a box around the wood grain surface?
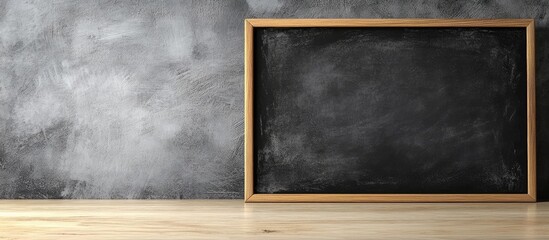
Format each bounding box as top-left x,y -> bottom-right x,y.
247,194 -> 536,203
246,18 -> 534,27
0,200 -> 548,239
244,19 -> 254,202
527,21 -> 537,200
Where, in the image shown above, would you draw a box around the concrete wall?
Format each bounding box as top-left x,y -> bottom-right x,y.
0,0 -> 547,199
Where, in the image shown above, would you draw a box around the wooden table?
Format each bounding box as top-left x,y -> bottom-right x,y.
1,200 -> 548,239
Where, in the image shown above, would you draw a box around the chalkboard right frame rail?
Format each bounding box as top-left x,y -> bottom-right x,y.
244,19 -> 536,203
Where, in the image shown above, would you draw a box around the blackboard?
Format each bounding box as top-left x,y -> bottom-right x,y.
244,19 -> 536,202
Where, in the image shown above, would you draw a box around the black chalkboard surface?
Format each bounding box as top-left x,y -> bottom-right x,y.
244,19 -> 536,202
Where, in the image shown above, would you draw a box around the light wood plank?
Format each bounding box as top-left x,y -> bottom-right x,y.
0,200 -> 548,239
244,20 -> 254,201
248,194 -> 536,203
246,18 -> 534,27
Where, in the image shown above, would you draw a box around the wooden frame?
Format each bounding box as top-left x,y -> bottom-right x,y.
244,19 -> 536,203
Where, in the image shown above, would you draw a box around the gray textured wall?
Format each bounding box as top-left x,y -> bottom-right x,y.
0,0 -> 547,199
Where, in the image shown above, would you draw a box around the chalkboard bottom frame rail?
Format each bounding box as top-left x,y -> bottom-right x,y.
245,194 -> 536,203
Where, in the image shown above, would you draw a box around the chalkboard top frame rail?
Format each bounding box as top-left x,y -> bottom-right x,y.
244,19 -> 536,203
245,18 -> 534,27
